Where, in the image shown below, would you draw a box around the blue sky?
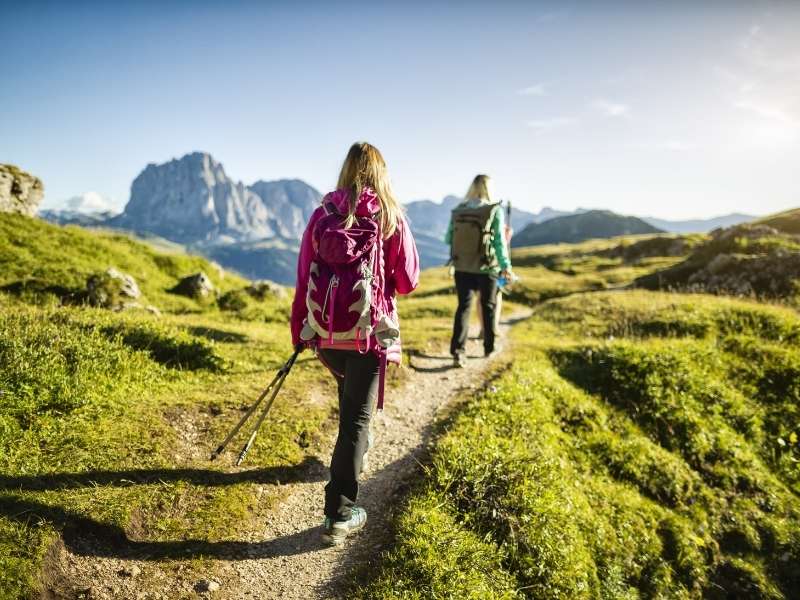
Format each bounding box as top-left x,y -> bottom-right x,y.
1,1 -> 798,219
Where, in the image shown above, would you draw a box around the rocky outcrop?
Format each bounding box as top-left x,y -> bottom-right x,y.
109,153 -> 321,244
0,164 -> 44,216
86,268 -> 142,309
635,219 -> 800,302
171,272 -> 215,298
245,280 -> 287,300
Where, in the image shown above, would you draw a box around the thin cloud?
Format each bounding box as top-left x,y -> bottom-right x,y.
526,117 -> 577,133
517,83 -> 546,96
717,23 -> 800,128
733,99 -> 799,126
592,98 -> 630,117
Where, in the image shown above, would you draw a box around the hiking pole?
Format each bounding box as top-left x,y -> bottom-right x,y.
234,348 -> 301,466
209,348 -> 301,462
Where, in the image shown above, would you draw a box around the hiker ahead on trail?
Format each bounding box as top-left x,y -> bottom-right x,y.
446,174 -> 512,367
290,142 -> 420,546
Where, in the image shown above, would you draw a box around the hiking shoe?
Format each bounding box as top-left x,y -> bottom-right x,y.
453,353 -> 466,368
322,507 -> 367,546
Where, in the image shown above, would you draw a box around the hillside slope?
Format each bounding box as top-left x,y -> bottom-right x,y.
0,214 -> 332,599
636,209 -> 800,305
756,208 -> 800,235
511,210 -> 663,247
0,212 -> 243,311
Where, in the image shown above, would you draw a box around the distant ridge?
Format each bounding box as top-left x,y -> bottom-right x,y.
643,213 -> 756,234
510,210 -> 664,248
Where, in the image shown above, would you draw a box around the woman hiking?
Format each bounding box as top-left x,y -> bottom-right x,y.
290,142 -> 419,545
446,174 -> 512,367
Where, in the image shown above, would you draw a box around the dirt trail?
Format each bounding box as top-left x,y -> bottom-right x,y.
56,313 -> 526,599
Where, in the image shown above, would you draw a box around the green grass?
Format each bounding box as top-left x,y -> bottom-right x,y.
0,212 -> 245,311
507,234 -> 698,306
6,209 -> 796,598
0,213 -> 530,598
0,214 -> 337,598
0,296 -> 342,597
757,208 -> 800,235
358,291 -> 800,599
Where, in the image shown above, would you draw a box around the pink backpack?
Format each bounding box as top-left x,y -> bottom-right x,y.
299,201 -> 399,409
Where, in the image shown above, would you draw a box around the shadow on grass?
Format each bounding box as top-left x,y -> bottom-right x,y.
0,456 -> 326,492
186,326 -> 249,344
0,456 -> 329,561
0,494 -> 330,560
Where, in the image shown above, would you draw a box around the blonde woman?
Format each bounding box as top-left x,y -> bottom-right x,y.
291,142 -> 419,544
446,174 -> 512,367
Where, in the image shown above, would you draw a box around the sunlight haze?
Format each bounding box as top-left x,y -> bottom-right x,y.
1,1 -> 798,219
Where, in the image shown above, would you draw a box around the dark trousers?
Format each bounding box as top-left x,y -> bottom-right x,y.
319,349 -> 379,521
450,271 -> 498,356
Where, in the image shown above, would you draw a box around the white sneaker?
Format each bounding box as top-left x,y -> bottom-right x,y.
322,507 -> 367,546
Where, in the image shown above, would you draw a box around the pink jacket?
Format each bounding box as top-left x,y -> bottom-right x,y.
290,187 -> 420,346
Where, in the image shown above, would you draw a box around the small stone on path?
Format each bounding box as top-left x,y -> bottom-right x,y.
119,564 -> 141,578
195,579 -> 221,593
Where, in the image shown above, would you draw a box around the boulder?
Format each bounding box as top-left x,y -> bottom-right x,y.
86,268 -> 141,309
244,279 -> 287,300
0,164 -> 44,216
171,272 -> 215,298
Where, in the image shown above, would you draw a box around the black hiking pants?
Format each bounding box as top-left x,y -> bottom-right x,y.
319,349 -> 379,522
450,271 -> 498,357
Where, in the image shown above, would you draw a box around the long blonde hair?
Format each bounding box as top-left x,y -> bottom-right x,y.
336,142 -> 402,238
465,174 -> 493,203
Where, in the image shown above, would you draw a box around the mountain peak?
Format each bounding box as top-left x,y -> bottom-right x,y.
110,155 -> 321,244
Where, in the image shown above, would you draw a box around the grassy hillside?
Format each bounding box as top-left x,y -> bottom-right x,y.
510,210 -> 664,248
0,212 -> 521,599
636,209 -> 800,305
359,290 -> 800,599
0,215 -> 333,598
4,210 -> 795,598
0,212 -> 244,311
756,208 -> 800,235
507,234 -> 703,304
358,231 -> 800,599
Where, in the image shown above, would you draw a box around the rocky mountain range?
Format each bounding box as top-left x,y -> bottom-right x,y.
108,152 -> 320,244
25,151 -> 763,283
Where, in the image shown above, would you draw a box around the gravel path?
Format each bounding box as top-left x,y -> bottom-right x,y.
50,314 -> 524,599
